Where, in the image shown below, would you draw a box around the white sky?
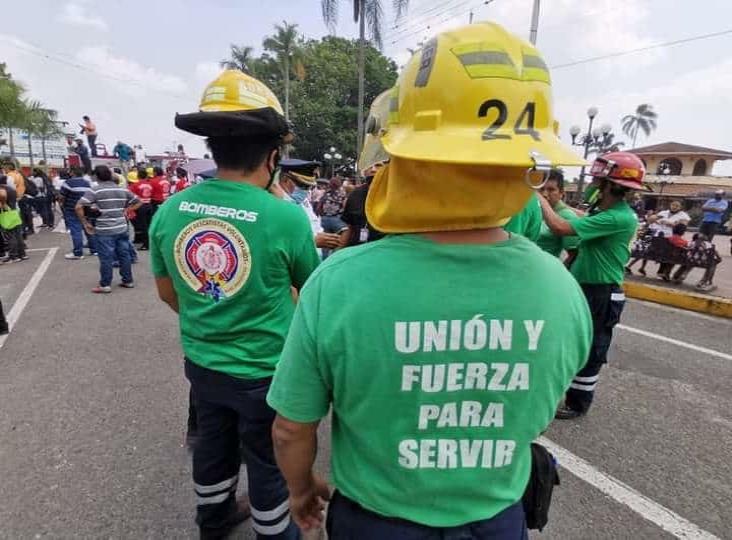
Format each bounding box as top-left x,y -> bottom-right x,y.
2,0 -> 731,174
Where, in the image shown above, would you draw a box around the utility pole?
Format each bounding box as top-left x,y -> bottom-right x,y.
470,1 -> 494,24
529,0 -> 541,44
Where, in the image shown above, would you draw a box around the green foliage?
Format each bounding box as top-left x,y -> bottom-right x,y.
220,34 -> 398,162
288,36 -> 398,161
0,64 -> 63,160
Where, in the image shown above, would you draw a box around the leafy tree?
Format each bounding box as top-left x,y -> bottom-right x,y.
0,67 -> 27,158
31,108 -> 64,167
622,104 -> 658,148
288,36 -> 398,162
588,132 -> 625,155
321,0 -> 409,155
263,21 -> 304,122
220,45 -> 256,74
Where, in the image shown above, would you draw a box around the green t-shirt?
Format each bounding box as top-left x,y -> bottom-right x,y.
149,180 -> 320,379
504,193 -> 542,242
267,234 -> 592,527
536,202 -> 580,257
570,200 -> 638,286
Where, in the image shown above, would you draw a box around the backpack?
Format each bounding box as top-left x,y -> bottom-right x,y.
22,174 -> 38,197
522,443 -> 560,531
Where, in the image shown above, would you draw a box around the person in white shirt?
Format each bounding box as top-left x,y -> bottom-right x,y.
134,144 -> 147,166
652,200 -> 690,237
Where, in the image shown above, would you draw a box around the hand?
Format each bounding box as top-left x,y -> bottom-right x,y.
83,222 -> 95,235
290,474 -> 331,531
315,233 -> 341,249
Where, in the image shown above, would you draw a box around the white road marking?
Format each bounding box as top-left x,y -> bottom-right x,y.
538,436 -> 720,539
26,248 -> 53,253
0,247 -> 58,351
618,324 -> 732,362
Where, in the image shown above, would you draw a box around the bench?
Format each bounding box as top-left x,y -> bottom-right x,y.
631,236 -> 719,269
629,236 -> 721,288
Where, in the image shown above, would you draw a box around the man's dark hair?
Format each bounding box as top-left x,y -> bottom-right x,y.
153,166 -> 164,177
137,168 -> 148,180
547,168 -> 564,190
59,169 -> 71,180
176,167 -> 187,178
206,136 -> 280,172
93,165 -> 112,182
672,223 -> 687,236
70,166 -> 85,177
83,115 -> 90,121
4,162 -> 16,171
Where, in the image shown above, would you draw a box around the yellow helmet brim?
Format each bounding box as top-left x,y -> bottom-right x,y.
383,126 -> 587,168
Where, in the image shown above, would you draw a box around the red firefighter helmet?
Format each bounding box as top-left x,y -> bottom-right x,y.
589,151 -> 650,191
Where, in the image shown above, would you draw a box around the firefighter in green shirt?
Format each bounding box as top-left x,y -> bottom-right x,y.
535,169 -> 580,258
267,23 -> 591,537
150,70 -> 318,539
539,151 -> 647,420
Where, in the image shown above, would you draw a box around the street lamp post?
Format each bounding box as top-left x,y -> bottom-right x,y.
569,106 -> 607,196
323,148 -> 342,178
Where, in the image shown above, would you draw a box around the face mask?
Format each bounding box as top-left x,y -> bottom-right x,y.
291,187 -> 308,205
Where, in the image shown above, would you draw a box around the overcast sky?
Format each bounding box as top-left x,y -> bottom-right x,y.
2,0 -> 731,174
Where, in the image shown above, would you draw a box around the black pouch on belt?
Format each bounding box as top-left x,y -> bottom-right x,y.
521,442 -> 560,531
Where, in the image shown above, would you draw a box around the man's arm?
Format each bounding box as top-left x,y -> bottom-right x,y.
702,201 -> 724,213
272,417 -> 329,530
538,194 -> 576,237
155,277 -> 179,313
75,197 -> 95,235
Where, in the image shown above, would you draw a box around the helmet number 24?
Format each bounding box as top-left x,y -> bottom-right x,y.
479,100 -> 540,142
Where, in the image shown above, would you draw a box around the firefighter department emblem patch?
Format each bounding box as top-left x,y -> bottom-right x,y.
174,218 -> 251,302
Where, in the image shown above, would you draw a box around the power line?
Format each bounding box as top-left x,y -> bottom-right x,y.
387,1 -> 488,46
384,0 -> 479,41
551,28 -> 732,69
389,0 -> 468,33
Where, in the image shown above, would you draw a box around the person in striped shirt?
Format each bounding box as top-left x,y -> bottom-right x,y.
76,165 -> 141,294
59,167 -> 96,259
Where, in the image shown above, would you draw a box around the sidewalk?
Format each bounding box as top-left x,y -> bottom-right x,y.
625,235 -> 732,298
624,235 -> 732,318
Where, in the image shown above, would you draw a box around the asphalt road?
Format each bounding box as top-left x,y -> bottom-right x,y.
1,228 -> 730,539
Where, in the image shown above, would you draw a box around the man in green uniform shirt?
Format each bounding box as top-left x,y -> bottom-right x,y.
267,23 -> 591,537
150,70 -> 318,539
504,192 -> 542,242
536,169 -> 579,258
539,151 -> 647,420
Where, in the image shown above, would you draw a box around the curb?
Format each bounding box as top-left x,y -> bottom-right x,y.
624,281 -> 732,319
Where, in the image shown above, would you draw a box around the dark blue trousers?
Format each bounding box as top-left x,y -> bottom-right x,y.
185,359 -> 299,539
326,491 -> 528,539
566,284 -> 626,413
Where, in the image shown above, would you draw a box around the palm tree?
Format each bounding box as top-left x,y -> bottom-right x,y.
220,45 -> 256,74
20,100 -> 45,167
32,108 -> 64,167
588,132 -> 625,156
622,104 -> 658,148
263,21 -> 303,122
0,73 -> 27,158
321,0 -> 409,155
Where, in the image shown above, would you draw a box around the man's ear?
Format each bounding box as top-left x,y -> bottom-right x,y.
268,148 -> 281,171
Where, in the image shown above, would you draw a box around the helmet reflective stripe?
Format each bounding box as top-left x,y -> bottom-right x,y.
452,43 -> 518,80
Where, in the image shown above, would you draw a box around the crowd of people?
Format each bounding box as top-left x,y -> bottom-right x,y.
144,23 -> 666,539
2,20 -> 732,540
624,194 -> 726,291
